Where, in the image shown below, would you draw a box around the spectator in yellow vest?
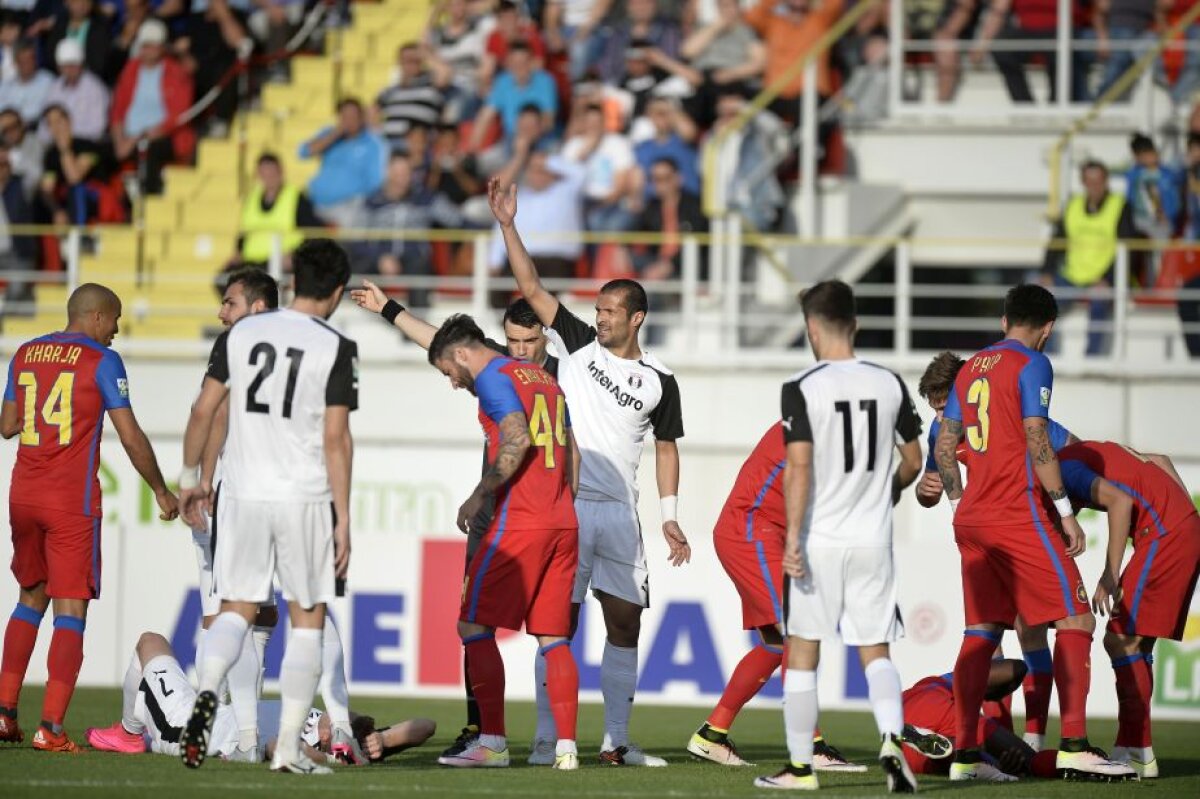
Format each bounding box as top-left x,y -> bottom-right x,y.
229,153 -> 324,270
1041,160 -> 1138,357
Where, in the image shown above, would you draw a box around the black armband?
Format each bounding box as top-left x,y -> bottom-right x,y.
381,299 -> 405,325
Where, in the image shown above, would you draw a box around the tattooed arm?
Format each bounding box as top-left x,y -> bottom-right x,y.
934,418 -> 965,501
1025,416 -> 1086,556
456,411 -> 530,533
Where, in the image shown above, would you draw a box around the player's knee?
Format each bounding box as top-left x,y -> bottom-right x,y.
136,632 -> 170,663
457,620 -> 490,640
1055,613 -> 1096,634
1103,631 -> 1140,658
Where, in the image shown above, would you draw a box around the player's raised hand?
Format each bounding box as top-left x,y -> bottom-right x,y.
487,177 -> 518,227
156,487 -> 180,522
662,521 -> 690,567
333,514 -> 351,580
349,279 -> 387,314
1061,515 -> 1086,558
1091,572 -> 1123,616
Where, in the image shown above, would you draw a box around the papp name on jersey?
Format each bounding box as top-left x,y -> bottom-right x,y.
587,360 -> 645,410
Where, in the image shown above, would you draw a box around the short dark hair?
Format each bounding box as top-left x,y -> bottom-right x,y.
1080,159 -> 1108,178
225,266 -> 279,309
496,0 -> 518,13
918,351 -> 966,400
508,40 -> 532,56
428,313 -> 486,365
503,297 -> 540,329
800,280 -> 856,332
1130,132 -> 1155,155
517,102 -> 542,118
292,239 -> 350,300
1187,132 -> 1200,150
1003,283 -> 1058,328
337,97 -> 364,114
257,152 -> 281,168
41,104 -> 68,122
650,157 -> 678,174
600,279 -> 648,317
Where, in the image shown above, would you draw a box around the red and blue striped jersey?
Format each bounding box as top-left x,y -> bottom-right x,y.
715,422 -> 787,543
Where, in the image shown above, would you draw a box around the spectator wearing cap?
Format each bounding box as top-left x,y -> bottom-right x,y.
468,41 -> 556,153
376,41 -> 450,152
745,0 -> 842,121
46,0 -> 112,80
481,0 -> 546,89
0,107 -> 43,198
562,103 -> 639,232
594,0 -> 681,85
40,38 -> 108,143
0,39 -> 54,126
111,18 -> 196,194
231,152 -> 322,269
633,96 -> 699,198
299,97 -> 387,229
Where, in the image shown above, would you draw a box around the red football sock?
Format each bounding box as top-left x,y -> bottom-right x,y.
1022,670 -> 1054,734
42,616 -> 85,728
463,634 -> 505,737
542,641 -> 578,742
707,644 -> 782,731
1113,654 -> 1153,748
0,604 -> 44,711
1030,749 -> 1060,778
982,693 -> 1014,732
1053,628 -> 1092,741
953,631 -> 999,750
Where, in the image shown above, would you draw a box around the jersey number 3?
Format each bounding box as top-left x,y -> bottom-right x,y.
965,377 -> 990,453
17,371 -> 73,446
529,393 -> 566,468
246,344 -> 305,418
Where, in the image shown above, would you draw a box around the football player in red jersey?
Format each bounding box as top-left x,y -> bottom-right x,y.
935,284 -> 1133,782
0,284 -> 178,751
685,421 -> 864,771
427,314 -> 582,771
1060,441 -> 1200,779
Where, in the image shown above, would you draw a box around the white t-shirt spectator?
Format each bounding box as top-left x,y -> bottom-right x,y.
563,134 -> 634,201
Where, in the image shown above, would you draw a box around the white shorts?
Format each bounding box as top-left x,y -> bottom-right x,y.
572,498 -> 649,607
213,495 -> 335,609
194,485 -> 277,617
784,546 -> 905,646
136,655 -> 236,757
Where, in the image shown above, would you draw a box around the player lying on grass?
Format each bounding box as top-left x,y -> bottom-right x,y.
86,632 -> 435,764
1059,441 -> 1200,780
914,350 -> 1078,750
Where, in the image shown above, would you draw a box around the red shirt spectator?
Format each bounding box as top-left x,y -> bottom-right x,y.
110,20 -> 195,166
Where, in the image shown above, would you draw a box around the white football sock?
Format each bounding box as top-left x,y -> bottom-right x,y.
121,653 -> 145,734
226,621 -> 261,748
319,616 -> 352,733
864,658 -> 904,739
199,613 -> 249,695
556,739 -> 577,756
480,733 -> 507,751
276,627 -> 323,763
534,650 -> 557,742
252,625 -> 272,697
784,670 -> 818,767
600,642 -> 638,751
193,626 -> 207,683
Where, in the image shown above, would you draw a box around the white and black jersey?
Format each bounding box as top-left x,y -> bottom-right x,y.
781,359 -> 921,548
545,306 -> 683,505
205,308 -> 358,503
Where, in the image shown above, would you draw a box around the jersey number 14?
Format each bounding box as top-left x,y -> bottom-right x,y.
17,371 -> 73,446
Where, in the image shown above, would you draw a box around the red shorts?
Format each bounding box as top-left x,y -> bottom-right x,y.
10,502 -> 101,600
902,676 -> 996,775
461,527 -> 577,635
1109,516 -> 1200,641
955,523 -> 1090,627
714,528 -> 784,630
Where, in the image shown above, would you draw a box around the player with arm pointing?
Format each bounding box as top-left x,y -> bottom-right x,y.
426,315 -> 581,770
349,285 -> 561,761
934,284 -> 1134,782
490,178 -> 688,767
177,240 -> 357,775
0,283 -> 178,752
755,281 -> 923,793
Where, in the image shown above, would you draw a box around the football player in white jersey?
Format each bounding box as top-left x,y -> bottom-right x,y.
87,632 -> 435,764
755,281 -> 923,793
489,179 -> 688,767
177,240 -> 357,775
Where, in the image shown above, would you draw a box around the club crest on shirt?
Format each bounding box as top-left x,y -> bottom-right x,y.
628,373 -> 642,389
1075,582 -> 1088,605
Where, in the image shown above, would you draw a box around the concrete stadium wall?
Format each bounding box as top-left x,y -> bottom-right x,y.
2,355 -> 1198,721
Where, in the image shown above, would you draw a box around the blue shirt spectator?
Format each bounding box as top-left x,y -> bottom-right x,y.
0,40 -> 54,127
633,97 -> 699,197
299,99 -> 387,227
469,42 -> 557,152
1126,133 -> 1185,239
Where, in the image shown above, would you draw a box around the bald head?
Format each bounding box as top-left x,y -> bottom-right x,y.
66,283 -> 122,346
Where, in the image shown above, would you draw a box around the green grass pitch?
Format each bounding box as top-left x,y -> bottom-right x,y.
1,687 -> 1197,797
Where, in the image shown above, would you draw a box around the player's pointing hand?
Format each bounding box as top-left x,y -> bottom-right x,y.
487,178 -> 518,227
662,521 -> 690,567
349,279 -> 386,314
